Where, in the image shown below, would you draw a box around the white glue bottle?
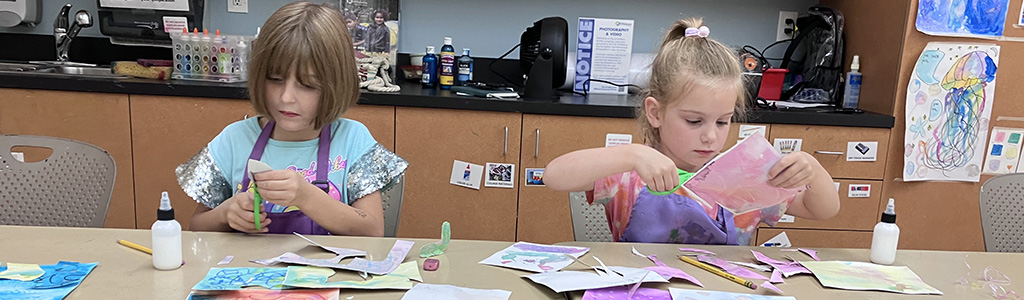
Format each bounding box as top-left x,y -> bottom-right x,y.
152,191 -> 182,270
870,198 -> 899,265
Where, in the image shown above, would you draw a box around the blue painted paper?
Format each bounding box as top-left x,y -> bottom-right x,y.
0,261 -> 98,300
192,268 -> 287,290
917,0 -> 1010,37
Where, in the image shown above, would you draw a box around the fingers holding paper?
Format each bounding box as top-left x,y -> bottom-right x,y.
768,151 -> 816,189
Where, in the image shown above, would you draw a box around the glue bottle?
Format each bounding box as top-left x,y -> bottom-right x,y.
152,191 -> 182,270
870,198 -> 899,265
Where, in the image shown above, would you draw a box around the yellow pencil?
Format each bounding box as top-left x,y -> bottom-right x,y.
679,255 -> 757,290
117,239 -> 153,254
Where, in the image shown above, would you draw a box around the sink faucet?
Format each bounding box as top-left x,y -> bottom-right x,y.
53,4 -> 93,62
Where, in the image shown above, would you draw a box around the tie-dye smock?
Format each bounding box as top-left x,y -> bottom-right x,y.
586,171 -> 792,245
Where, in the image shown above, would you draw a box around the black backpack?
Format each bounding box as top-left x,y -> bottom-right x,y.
780,6 -> 845,104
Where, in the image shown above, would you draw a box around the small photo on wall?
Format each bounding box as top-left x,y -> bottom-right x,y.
485,163 -> 515,188
525,168 -> 545,186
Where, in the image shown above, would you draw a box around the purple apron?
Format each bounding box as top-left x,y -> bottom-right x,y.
239,120 -> 333,235
620,188 -> 739,245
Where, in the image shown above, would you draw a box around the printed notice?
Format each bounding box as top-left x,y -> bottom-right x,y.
574,18 -> 634,95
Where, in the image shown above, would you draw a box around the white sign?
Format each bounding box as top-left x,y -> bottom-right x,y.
605,133 -> 632,147
847,142 -> 878,162
484,163 -> 515,188
450,160 -> 484,190
739,125 -> 767,139
778,214 -> 795,223
848,184 -> 871,198
773,138 -> 802,155
574,18 -> 634,95
99,0 -> 190,11
162,16 -> 188,33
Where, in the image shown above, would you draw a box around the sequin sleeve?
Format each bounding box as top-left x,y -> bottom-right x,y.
175,146 -> 233,209
346,143 -> 409,203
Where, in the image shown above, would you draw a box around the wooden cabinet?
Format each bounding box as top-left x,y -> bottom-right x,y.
769,180 -> 882,231
756,228 -> 873,249
395,107 -> 521,241
0,88 -> 135,229
517,114 -> 637,244
344,105 -> 395,151
726,123 -> 771,148
770,124 -> 890,180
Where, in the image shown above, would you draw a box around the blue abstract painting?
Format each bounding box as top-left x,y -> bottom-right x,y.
0,261 -> 98,300
917,0 -> 1010,37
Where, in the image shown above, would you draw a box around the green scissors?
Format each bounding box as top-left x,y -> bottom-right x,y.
646,169 -> 695,195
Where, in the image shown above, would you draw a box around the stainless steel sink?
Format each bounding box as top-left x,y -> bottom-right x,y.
31,66 -> 123,77
0,62 -> 45,72
0,63 -> 128,79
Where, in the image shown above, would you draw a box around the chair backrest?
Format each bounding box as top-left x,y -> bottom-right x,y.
980,173 -> 1024,252
568,191 -> 613,242
381,175 -> 404,237
0,135 -> 116,228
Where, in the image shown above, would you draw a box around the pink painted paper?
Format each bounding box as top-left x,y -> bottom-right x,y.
696,255 -> 768,280
678,248 -> 716,256
761,281 -> 785,294
798,248 -> 820,261
582,286 -> 671,300
684,132 -> 803,215
751,251 -> 811,277
644,255 -> 703,287
186,288 -> 340,300
770,269 -> 784,283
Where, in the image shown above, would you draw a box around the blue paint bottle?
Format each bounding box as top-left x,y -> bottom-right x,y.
422,46 -> 438,88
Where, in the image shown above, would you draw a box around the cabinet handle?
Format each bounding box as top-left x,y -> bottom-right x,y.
504,126 -> 508,156
814,150 -> 844,155
535,128 -> 540,158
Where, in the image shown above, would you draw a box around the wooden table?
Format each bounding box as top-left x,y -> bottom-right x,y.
557,241 -> 1024,299
0,225 -> 562,300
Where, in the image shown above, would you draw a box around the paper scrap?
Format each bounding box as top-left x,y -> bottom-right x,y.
761,281 -> 785,294
798,248 -> 820,261
217,256 -> 234,265
730,261 -> 772,272
282,261 -> 421,289
801,261 -> 943,295
0,261 -> 98,299
583,286 -> 670,300
401,283 -> 512,300
192,267 -> 287,290
420,221 -> 451,258
631,246 -> 646,257
678,248 -> 716,256
669,287 -> 796,300
251,252 -> 343,267
0,263 -> 44,281
479,242 -> 589,273
644,254 -> 703,287
524,266 -> 668,293
751,250 -> 811,277
293,232 -> 367,258
697,255 -> 768,280
770,269 -> 784,283
186,289 -> 340,300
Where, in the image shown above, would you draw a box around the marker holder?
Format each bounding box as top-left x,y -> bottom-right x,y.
171,32 -> 253,83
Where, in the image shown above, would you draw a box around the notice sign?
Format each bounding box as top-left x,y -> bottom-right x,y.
574,18 -> 634,95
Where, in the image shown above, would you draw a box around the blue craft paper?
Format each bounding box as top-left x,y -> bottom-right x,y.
192,268 -> 287,290
0,261 -> 98,299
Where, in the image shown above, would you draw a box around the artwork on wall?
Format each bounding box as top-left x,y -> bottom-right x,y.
916,0 -> 1010,38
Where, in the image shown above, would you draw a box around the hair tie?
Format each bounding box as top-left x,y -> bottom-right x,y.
684,26 -> 710,38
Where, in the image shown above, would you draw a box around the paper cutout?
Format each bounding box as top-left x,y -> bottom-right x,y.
916,0 -> 1009,38
420,221 -> 451,258
684,132 -> 803,214
257,239 -> 413,276
983,127 -> 1024,175
642,254 -> 702,287
217,256 -> 234,265
770,269 -> 784,283
192,267 -> 287,290
524,266 -> 668,293
668,287 -> 796,300
696,255 -> 768,280
678,248 -> 716,256
293,232 -> 367,258
186,289 -> 340,300
631,246 -> 646,257
583,286 -> 671,300
282,261 -> 421,289
761,281 -> 785,294
730,261 -> 772,272
401,283 -> 512,300
801,261 -> 943,295
479,242 -> 589,273
0,261 -> 98,299
904,42 -> 999,182
798,248 -> 820,261
251,252 -> 344,267
751,251 -> 811,277
0,263 -> 44,281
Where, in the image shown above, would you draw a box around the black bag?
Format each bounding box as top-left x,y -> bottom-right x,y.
780,6 -> 845,104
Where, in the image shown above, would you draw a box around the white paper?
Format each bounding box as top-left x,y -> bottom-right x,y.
247,159 -> 274,173
217,256 -> 234,265
670,287 -> 796,300
767,100 -> 830,109
773,138 -> 802,155
777,214 -> 795,223
848,184 -> 871,198
99,0 -> 190,11
983,127 -> 1024,174
739,125 -> 767,139
605,133 -> 633,147
450,160 -> 484,190
401,283 -> 511,300
763,232 -> 791,247
484,163 -> 515,188
846,142 -> 878,162
162,16 -> 188,33
904,43 -> 999,182
11,152 -> 24,162
834,182 -> 840,191
479,242 -> 589,273
525,267 -> 667,293
574,18 -> 634,95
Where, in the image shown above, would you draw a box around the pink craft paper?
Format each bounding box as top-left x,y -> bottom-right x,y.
696,255 -> 768,280
678,248 -> 716,256
684,132 -> 804,215
644,255 -> 703,287
770,269 -> 784,283
799,248 -> 820,261
582,286 -> 671,300
751,250 -> 811,277
761,281 -> 785,294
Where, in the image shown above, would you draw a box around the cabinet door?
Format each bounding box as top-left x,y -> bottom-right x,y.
131,95 -> 254,229
768,180 -> 882,231
395,107 -> 521,241
344,105 -> 395,151
769,124 -> 890,180
519,114 -> 637,244
0,88 -> 135,228
756,228 -> 872,249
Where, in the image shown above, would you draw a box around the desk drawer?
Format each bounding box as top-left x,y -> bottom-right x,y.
767,180 -> 882,231
756,228 -> 872,248
769,124 -> 890,180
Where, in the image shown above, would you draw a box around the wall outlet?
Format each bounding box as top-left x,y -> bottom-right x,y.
777,11 -> 798,41
228,0 -> 248,13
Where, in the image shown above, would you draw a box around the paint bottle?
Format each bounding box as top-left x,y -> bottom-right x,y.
842,55 -> 862,109
870,198 -> 899,265
152,191 -> 182,270
439,37 -> 456,89
457,48 -> 474,85
422,46 -> 438,88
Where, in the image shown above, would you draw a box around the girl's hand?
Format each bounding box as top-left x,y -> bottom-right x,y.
768,151 -> 818,189
252,170 -> 314,208
220,191 -> 270,233
630,144 -> 680,192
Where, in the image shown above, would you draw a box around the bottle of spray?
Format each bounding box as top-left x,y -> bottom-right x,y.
457,48 -> 474,86
152,191 -> 182,270
421,46 -> 438,88
842,55 -> 862,109
870,198 -> 899,265
439,37 -> 456,90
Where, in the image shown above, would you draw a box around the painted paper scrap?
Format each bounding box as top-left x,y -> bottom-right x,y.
192,268 -> 287,290
668,287 -> 795,300
801,261 -> 943,295
401,283 -> 511,300
0,263 -> 44,281
696,255 -> 768,280
0,261 -> 97,299
479,242 -> 589,273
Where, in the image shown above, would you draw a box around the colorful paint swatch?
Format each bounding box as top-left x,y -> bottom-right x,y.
983,127 -> 1024,175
